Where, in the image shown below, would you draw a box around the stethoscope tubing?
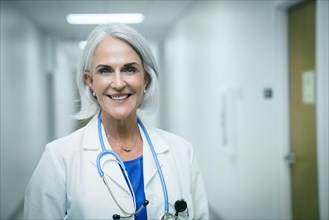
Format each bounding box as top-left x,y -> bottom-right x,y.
96,113 -> 169,214
137,117 -> 169,213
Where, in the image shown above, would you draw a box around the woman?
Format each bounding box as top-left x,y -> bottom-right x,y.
24,23 -> 209,219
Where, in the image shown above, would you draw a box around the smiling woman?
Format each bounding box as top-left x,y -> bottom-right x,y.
24,23 -> 209,220
84,36 -> 147,124
76,24 -> 159,120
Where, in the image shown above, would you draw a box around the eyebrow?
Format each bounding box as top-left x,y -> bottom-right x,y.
95,62 -> 140,70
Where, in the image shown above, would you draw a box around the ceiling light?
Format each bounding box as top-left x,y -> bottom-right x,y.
66,13 -> 144,24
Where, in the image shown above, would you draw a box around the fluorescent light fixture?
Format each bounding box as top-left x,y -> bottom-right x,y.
79,41 -> 87,50
66,13 -> 144,24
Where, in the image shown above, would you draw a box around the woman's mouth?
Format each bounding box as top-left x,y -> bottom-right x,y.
108,94 -> 130,101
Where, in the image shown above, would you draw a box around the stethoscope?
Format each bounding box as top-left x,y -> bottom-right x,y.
96,113 -> 188,220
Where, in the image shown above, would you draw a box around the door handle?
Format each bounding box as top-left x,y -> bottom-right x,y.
284,152 -> 296,165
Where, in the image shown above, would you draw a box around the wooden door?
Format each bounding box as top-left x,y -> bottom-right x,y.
288,1 -> 319,219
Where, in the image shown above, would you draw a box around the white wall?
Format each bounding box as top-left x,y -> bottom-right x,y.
162,1 -> 292,219
0,2 -> 50,218
162,1 -> 328,219
0,2 -> 78,219
53,41 -> 80,139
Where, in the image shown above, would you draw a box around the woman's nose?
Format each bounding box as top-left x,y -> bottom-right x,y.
111,71 -> 126,90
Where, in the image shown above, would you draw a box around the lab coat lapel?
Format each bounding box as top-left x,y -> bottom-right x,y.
140,121 -> 169,187
81,115 -> 131,195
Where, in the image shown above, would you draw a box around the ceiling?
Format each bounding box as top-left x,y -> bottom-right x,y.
12,0 -> 196,42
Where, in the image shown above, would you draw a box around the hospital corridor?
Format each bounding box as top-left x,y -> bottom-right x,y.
1,0 -> 328,219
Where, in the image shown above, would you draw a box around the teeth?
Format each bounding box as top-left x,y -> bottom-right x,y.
110,95 -> 128,100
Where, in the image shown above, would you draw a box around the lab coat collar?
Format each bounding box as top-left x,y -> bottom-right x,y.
81,114 -> 170,192
81,114 -> 100,150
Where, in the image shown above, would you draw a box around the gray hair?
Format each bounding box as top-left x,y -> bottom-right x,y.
75,23 -> 159,120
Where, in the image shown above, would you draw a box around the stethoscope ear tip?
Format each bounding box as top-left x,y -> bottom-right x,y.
143,200 -> 149,206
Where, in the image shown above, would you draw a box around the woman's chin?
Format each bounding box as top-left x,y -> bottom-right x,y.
106,108 -> 137,121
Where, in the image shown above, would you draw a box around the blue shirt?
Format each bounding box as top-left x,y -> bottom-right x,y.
123,156 -> 147,220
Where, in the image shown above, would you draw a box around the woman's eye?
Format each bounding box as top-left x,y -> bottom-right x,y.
98,68 -> 111,74
124,67 -> 137,74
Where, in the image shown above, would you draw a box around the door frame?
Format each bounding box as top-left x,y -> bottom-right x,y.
315,1 -> 329,219
274,1 -> 329,219
273,0 -> 302,219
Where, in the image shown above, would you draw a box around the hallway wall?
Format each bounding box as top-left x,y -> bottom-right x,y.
161,1 -> 291,219
161,1 -> 328,219
1,2 -> 49,218
0,2 -> 78,219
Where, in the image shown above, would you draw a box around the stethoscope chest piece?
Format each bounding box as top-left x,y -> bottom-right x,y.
175,199 -> 187,213
161,213 -> 176,220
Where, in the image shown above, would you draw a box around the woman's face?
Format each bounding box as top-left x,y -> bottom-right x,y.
84,36 -> 147,121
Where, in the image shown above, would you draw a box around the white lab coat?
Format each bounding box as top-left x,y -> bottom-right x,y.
24,115 -> 209,219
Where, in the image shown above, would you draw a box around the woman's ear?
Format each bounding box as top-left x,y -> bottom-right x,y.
83,72 -> 94,91
144,72 -> 150,89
